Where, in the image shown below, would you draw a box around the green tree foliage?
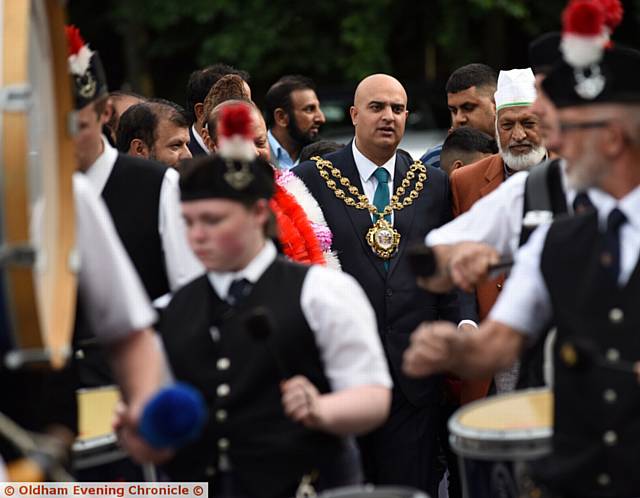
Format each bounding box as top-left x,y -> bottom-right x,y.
69,0 -> 638,100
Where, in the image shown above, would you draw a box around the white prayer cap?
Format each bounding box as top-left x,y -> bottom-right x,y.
494,68 -> 537,112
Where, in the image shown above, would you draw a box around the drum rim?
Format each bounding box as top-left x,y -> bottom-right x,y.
318,485 -> 429,498
449,432 -> 552,460
448,388 -> 552,454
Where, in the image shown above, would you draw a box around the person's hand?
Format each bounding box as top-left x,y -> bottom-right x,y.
448,242 -> 501,292
281,376 -> 324,430
403,321 -> 459,377
113,401 -> 174,465
634,362 -> 640,385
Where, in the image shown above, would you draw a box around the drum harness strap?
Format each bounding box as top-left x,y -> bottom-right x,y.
518,158 -> 567,388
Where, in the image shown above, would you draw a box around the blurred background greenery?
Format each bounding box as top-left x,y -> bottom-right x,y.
68,0 -> 640,129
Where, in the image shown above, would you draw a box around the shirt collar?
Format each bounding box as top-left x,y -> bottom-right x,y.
85,135 -> 118,193
352,140 -> 396,184
267,130 -> 297,169
206,240 -> 277,299
587,185 -> 640,231
191,124 -> 209,153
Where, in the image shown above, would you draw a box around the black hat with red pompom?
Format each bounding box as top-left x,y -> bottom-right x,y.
65,25 -> 108,110
541,0 -> 640,107
180,102 -> 274,202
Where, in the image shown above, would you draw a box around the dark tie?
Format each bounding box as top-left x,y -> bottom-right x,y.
572,192 -> 593,214
601,208 -> 627,284
372,168 -> 391,224
226,278 -> 253,306
372,168 -> 391,271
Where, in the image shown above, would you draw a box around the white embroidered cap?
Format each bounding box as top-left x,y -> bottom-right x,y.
494,68 -> 537,112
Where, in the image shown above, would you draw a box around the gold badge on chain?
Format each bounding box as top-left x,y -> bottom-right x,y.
367,218 -> 401,259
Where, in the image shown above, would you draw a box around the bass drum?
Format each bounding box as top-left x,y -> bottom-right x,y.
0,0 -> 77,370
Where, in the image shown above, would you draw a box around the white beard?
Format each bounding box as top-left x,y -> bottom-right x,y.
498,140 -> 547,171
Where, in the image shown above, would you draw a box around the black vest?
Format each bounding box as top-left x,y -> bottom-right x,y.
160,258 -> 342,498
535,211 -> 640,497
73,155 -> 169,388
101,154 -> 169,300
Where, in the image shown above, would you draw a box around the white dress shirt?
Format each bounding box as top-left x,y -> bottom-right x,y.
490,185 -> 640,338
352,140 -> 396,224
208,240 -> 393,391
85,136 -> 204,292
426,161 -> 581,258
74,173 -> 156,341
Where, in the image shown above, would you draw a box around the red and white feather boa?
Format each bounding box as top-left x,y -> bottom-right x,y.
272,170 -> 341,270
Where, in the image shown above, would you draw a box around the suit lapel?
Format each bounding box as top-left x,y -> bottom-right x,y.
479,156 -> 505,198
332,146 -> 387,280
388,155 -> 417,277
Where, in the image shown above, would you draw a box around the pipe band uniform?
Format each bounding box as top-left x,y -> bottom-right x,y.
157,103 -> 392,498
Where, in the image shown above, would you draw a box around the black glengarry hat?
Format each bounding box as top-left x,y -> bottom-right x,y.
66,25 -> 108,110
529,32 -> 562,75
180,103 -> 275,202
543,45 -> 640,108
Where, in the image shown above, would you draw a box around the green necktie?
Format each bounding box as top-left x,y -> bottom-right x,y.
372,167 -> 391,223
372,167 -> 391,270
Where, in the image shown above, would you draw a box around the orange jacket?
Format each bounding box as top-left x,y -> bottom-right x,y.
449,153 -> 507,403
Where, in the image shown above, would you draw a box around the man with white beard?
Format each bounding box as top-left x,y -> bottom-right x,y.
433,68 -> 547,396
418,31 -> 600,391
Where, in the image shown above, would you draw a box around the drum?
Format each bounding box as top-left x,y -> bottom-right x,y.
0,0 -> 77,370
72,386 -> 126,472
318,485 -> 429,498
448,388 -> 553,498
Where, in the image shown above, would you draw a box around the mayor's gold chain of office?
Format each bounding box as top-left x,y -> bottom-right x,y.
311,156 -> 427,259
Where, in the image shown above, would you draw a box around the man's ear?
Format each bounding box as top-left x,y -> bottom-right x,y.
202,127 -> 214,152
129,138 -> 151,158
194,102 -> 205,123
274,108 -> 289,128
601,123 -> 627,158
349,105 -> 358,127
100,98 -> 114,126
451,159 -> 464,172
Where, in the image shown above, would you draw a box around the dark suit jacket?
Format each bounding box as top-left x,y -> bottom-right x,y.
293,145 -> 459,407
188,126 -> 208,157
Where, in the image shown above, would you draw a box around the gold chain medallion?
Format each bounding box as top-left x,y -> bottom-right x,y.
312,156 -> 427,259
367,218 -> 401,259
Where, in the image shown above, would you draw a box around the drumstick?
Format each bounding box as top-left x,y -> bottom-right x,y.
138,383 -> 207,449
408,244 -> 513,278
0,411 -> 73,481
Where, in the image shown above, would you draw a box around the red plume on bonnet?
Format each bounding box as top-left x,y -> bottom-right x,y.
563,0 -> 605,36
597,0 -> 623,32
217,103 -> 256,162
65,25 -> 85,56
218,103 -> 253,140
561,0 -> 608,67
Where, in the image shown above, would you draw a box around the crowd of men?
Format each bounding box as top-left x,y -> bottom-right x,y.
1,1 -> 640,497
